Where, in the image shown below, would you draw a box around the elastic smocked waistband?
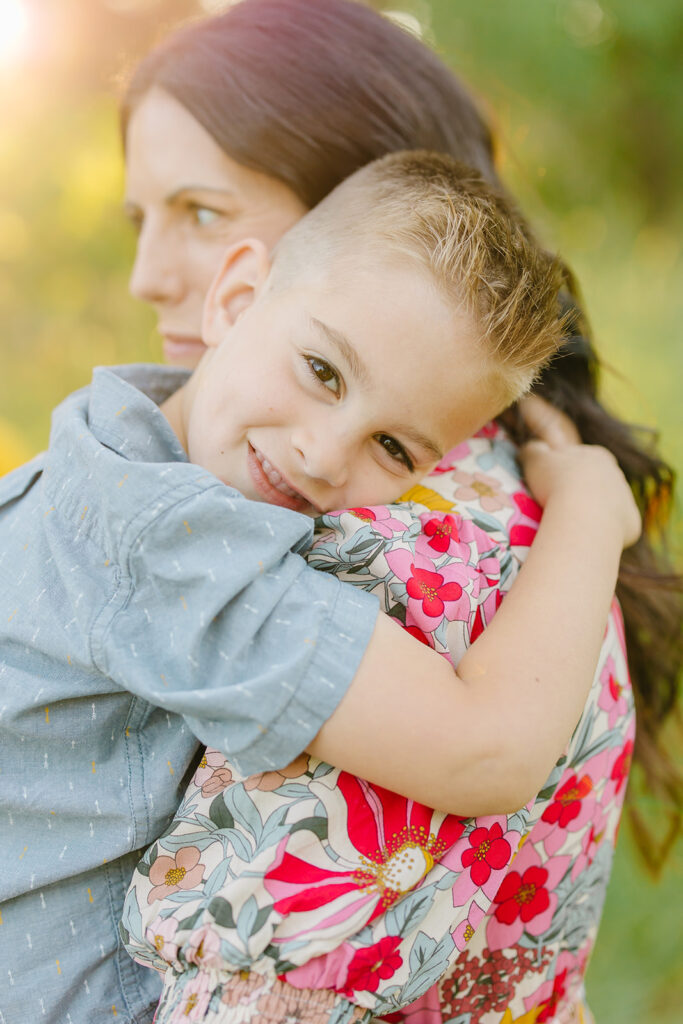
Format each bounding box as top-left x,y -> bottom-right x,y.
153,967 -> 372,1024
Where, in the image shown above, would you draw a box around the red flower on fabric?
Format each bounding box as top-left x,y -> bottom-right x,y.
343,936 -> 403,994
509,491 -> 542,548
493,865 -> 550,926
537,967 -> 569,1022
347,507 -> 406,539
474,420 -> 500,440
469,587 -> 503,643
405,565 -> 463,618
611,739 -> 634,794
350,507 -> 377,522
422,514 -> 459,553
404,624 -> 432,647
608,672 -> 623,701
461,823 -> 512,887
541,773 -> 593,828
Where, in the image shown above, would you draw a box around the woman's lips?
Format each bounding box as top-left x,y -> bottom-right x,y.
161,332 -> 207,365
246,444 -> 315,513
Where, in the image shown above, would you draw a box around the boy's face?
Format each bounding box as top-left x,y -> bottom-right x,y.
171,244 -> 503,515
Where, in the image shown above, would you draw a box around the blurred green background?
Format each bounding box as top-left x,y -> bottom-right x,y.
0,0 -> 681,1019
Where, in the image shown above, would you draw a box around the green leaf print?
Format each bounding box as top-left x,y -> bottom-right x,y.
208,792 -> 235,830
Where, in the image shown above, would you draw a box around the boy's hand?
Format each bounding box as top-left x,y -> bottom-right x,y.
517,396 -> 641,550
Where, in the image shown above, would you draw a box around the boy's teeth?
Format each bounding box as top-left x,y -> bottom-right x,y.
258,454 -> 299,498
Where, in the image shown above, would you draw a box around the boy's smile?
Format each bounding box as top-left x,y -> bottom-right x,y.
247,442 -> 317,513
163,244 -> 507,516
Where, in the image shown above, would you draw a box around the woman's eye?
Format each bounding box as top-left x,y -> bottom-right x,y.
305,356 -> 341,395
190,205 -> 222,227
375,434 -> 414,472
124,207 -> 143,234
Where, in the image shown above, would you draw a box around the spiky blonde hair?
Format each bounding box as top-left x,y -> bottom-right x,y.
272,150 -> 567,401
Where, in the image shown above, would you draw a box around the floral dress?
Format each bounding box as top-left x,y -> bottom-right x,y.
121,424 -> 634,1024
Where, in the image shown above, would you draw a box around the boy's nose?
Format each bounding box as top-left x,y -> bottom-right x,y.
292,430 -> 351,492
128,219 -> 185,306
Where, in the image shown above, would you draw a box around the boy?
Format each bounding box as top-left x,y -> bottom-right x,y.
0,153 -> 636,1022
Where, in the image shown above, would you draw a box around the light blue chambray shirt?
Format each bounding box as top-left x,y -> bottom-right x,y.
0,365 -> 378,1024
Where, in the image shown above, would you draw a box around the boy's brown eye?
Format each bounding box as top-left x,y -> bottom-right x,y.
376,434 -> 414,471
306,356 -> 341,395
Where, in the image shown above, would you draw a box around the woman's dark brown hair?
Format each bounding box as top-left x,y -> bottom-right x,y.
122,0 -> 681,868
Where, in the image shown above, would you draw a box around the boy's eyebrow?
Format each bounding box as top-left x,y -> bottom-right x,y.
309,316 -> 370,387
309,315 -> 443,462
401,428 -> 444,462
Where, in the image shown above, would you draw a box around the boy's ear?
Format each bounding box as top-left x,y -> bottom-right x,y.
202,239 -> 271,348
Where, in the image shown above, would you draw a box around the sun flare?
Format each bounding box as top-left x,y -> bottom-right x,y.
0,0 -> 30,65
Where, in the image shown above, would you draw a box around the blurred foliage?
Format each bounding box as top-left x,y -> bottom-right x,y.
0,1 -> 681,1020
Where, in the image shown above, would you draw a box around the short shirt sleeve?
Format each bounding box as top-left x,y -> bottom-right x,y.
97,481 -> 379,775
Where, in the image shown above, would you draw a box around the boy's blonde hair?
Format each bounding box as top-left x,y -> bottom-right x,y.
272,151 -> 567,400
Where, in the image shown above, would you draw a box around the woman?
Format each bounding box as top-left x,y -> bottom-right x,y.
119,1 -> 681,1020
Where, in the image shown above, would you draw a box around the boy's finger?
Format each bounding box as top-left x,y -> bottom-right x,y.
518,395 -> 580,448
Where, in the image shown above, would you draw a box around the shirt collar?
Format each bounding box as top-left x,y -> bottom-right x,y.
86,364 -> 190,464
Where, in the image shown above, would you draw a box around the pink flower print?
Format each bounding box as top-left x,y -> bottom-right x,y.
493,864 -> 550,927
610,738 -> 634,796
265,773 -> 466,955
420,514 -> 460,554
445,817 -> 521,908
597,718 -> 636,809
201,766 -> 234,797
185,924 -> 222,969
542,773 -> 594,829
534,966 -> 569,1022
469,587 -> 503,643
169,971 -> 213,1022
452,470 -> 512,513
509,490 -> 542,548
429,441 -> 473,473
461,822 -> 513,888
283,942 -> 357,991
453,898 -> 487,951
571,805 -> 609,881
534,769 -> 596,857
145,914 -> 179,964
193,748 -> 234,797
348,506 -> 406,539
403,624 -> 433,647
486,844 -> 571,950
406,565 -> 463,618
474,420 -> 501,440
598,655 -> 629,728
386,549 -> 471,632
193,748 -> 225,787
524,949 -> 582,1022
244,753 -> 310,792
147,846 -> 204,905
342,935 -> 403,996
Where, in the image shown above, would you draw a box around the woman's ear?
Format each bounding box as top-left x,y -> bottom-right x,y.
202,239 -> 271,348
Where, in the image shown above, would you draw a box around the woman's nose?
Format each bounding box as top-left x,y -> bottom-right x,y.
128,217 -> 185,306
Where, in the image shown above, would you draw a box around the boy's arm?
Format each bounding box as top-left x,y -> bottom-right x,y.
308,441 -> 639,816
